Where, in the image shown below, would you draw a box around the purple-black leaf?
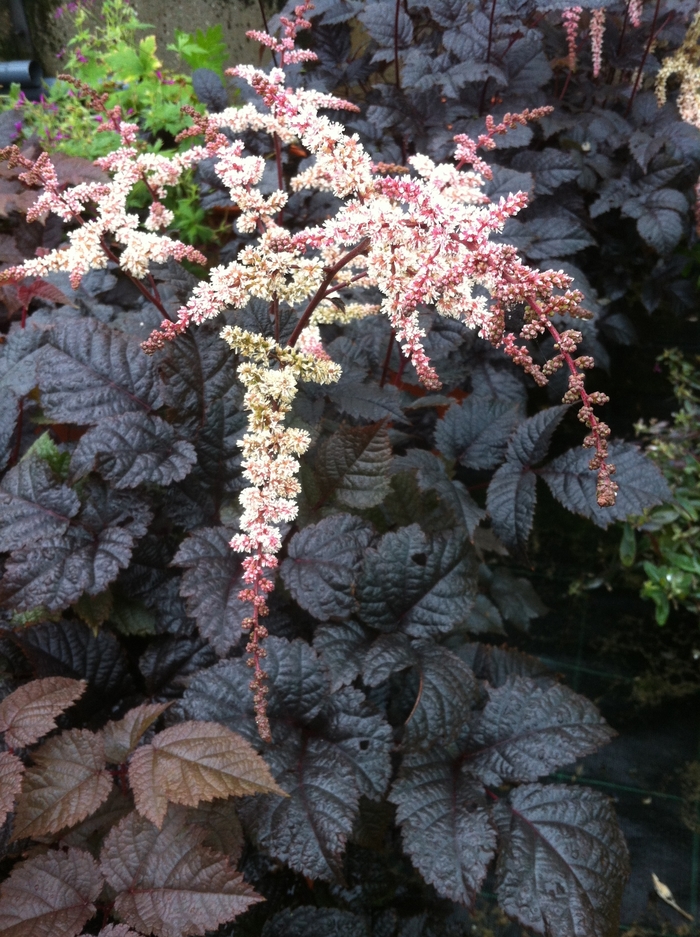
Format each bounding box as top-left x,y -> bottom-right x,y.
173,526 -> 247,655
281,514 -> 374,621
434,398 -> 523,469
38,319 -> 162,423
71,412 -> 196,489
314,619 -> 372,692
0,453 -> 79,552
192,68 -> 228,112
540,441 -> 671,528
464,676 -> 614,785
494,784 -> 629,937
358,524 -> 477,635
391,746 -> 497,905
262,906 -> 370,937
179,637 -> 392,880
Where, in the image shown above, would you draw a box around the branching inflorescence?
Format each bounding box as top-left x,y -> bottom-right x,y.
0,1 -> 617,737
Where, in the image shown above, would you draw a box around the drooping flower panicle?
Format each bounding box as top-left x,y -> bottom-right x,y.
0,0 -> 617,736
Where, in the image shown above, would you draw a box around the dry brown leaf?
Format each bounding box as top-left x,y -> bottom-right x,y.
100,807 -> 262,937
0,678 -> 86,749
0,845 -> 103,937
128,721 -> 285,827
101,702 -> 170,764
183,800 -> 244,863
0,750 -> 24,828
12,728 -> 112,841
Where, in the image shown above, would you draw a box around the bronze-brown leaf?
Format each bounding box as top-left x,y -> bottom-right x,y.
12,728 -> 112,840
0,677 -> 86,748
128,720 -> 285,827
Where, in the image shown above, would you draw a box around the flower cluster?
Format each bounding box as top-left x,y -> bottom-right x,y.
562,7 -> 582,71
590,8 -> 606,78
0,0 -> 618,733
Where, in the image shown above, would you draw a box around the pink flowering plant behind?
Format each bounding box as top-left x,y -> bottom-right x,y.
0,5 -> 673,937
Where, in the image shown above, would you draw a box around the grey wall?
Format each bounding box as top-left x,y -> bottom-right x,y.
2,0 -> 275,77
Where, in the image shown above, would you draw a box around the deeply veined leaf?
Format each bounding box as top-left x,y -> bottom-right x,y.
494,784 -> 629,937
316,423 -> 392,509
172,527 -> 248,655
100,807 -> 262,937
540,441 -> 671,529
183,799 -> 244,862
262,907 -> 371,937
464,676 -> 614,785
486,461 -> 537,553
13,620 -> 133,708
70,412 -> 196,489
0,483 -> 152,612
391,747 -> 497,905
434,397 -> 523,469
179,638 -> 392,880
0,751 -> 23,828
505,406 -> 569,467
38,318 -> 162,424
97,925 -> 143,937
0,677 -> 85,748
314,620 -> 372,692
456,643 -> 553,688
12,728 -> 113,840
403,642 -> 479,749
281,514 -> 374,621
358,524 -> 476,635
0,454 -> 79,552
101,702 -> 171,764
0,846 -> 103,937
128,721 -> 285,827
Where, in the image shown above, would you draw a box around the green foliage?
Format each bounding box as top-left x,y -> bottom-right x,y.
626,351 -> 700,625
0,0 -> 216,159
168,25 -> 229,77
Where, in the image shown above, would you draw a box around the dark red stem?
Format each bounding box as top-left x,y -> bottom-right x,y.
287,237 -> 371,347
394,0 -> 402,91
478,0 -> 498,115
379,329 -> 396,387
625,0 -> 662,117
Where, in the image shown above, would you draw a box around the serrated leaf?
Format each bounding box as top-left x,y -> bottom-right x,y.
494,784 -> 629,937
506,407 -> 569,467
263,907 -> 370,937
435,398 -> 523,469
281,515 -> 374,621
101,702 -> 170,764
0,483 -> 152,611
486,463 -> 536,553
316,423 -> 392,509
314,620 -> 371,691
0,677 -> 85,748
13,620 -> 132,708
183,799 -> 244,861
464,677 -> 614,785
359,2 -> 413,50
510,214 -> 595,260
511,149 -> 580,196
173,527 -> 247,655
0,454 -> 80,552
485,566 -> 548,631
158,318 -> 238,426
97,925 -> 143,937
362,632 -> 415,686
391,747 -> 497,905
100,807 -> 262,937
358,525 -> 476,635
192,68 -> 228,111
540,441 -> 671,529
12,728 -> 112,840
71,412 -> 196,489
392,451 -> 484,535
129,721 -> 285,827
39,318 -> 162,424
0,846 -> 103,937
404,642 -> 479,749
139,636 -> 217,698
180,638 -> 392,880
0,751 -> 23,828
0,390 -> 19,473
328,379 -> 406,422
457,643 -> 553,688
60,786 -> 133,853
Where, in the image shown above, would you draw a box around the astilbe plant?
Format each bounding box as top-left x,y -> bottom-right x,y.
2,3 -> 617,736
0,5 -> 676,937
